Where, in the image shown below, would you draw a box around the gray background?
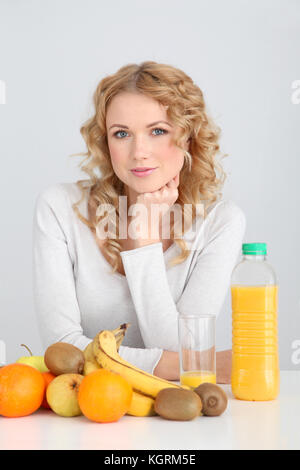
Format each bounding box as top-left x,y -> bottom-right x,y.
0,0 -> 299,369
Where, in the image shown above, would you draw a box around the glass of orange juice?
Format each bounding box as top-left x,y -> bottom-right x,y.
178,314 -> 216,389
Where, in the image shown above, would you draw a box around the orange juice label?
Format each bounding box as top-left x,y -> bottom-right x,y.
231,285 -> 279,401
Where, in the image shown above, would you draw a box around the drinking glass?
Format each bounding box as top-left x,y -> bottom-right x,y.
178,314 -> 216,389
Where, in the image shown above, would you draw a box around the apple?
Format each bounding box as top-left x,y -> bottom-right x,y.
46,373 -> 84,417
16,344 -> 49,373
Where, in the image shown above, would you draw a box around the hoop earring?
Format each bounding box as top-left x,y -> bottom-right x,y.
184,151 -> 192,172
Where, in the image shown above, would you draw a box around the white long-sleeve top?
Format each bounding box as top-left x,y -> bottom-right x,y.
32,182 -> 246,374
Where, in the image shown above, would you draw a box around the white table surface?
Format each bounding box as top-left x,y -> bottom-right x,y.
0,371 -> 299,450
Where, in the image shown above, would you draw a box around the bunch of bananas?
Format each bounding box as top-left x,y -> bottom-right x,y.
83,323 -> 185,417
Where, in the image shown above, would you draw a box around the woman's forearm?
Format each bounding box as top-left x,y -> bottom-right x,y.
216,350 -> 232,384
153,350 -> 232,384
153,351 -> 180,381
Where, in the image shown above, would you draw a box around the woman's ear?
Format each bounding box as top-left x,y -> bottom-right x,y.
184,137 -> 191,152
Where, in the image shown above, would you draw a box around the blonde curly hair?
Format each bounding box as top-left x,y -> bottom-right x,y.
70,61 -> 227,274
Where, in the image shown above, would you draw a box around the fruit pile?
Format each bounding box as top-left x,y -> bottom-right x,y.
0,324 -> 228,422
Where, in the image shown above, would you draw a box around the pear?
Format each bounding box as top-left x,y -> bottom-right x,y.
46,373 -> 83,417
16,344 -> 49,373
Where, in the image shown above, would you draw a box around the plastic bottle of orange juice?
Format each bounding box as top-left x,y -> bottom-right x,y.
231,243 -> 279,401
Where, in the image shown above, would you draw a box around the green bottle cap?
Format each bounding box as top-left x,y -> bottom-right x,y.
242,243 -> 267,255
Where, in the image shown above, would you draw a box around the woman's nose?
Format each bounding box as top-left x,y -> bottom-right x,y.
131,140 -> 151,160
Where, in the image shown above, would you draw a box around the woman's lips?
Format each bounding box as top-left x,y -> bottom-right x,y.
131,168 -> 157,177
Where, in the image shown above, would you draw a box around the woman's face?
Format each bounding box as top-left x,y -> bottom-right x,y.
106,91 -> 189,205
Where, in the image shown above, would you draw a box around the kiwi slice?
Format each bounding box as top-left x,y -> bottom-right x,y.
44,342 -> 85,376
194,383 -> 228,416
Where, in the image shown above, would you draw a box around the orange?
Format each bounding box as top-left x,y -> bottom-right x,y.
0,363 -> 45,417
78,369 -> 132,423
41,371 -> 56,409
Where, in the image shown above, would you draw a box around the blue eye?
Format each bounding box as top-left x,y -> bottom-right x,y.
152,128 -> 166,136
113,128 -> 167,139
114,130 -> 128,138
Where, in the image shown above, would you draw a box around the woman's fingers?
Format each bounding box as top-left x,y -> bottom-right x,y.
166,172 -> 180,189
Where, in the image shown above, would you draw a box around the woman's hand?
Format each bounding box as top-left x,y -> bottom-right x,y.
153,349 -> 232,384
130,172 -> 180,249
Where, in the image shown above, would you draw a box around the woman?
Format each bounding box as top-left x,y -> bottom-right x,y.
32,61 -> 246,383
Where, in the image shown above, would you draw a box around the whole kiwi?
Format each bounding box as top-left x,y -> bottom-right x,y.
44,342 -> 85,376
154,388 -> 202,421
194,383 -> 228,416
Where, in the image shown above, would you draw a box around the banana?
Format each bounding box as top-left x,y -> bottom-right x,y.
83,324 -> 130,376
82,325 -> 156,417
127,391 -> 156,417
113,323 -> 130,351
83,341 -> 98,363
93,328 -> 184,399
83,360 -> 100,376
83,342 -> 101,375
